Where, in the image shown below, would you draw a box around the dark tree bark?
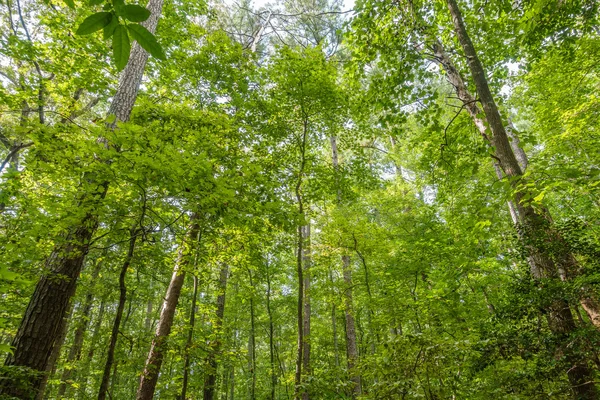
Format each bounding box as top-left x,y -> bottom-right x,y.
443,0 -> 598,397
203,263 -> 230,400
0,2 -> 163,396
98,226 -> 139,400
181,274 -> 199,400
137,214 -> 200,400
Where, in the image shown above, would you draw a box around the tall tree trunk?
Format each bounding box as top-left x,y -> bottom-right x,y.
266,261 -> 277,400
301,224 -> 311,400
0,2 -> 163,396
342,255 -> 361,398
443,0 -> 598,397
98,227 -> 138,400
294,115 -> 309,400
247,269 -> 257,400
137,214 -> 200,400
57,259 -> 103,397
78,296 -> 106,400
181,274 -> 199,400
203,263 -> 230,400
330,135 -> 361,396
37,300 -> 75,400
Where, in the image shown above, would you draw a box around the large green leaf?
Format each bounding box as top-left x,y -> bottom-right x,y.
76,12 -> 112,35
127,24 -> 165,60
112,25 -> 131,71
122,5 -> 151,22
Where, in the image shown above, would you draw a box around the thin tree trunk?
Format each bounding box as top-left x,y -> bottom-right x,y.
78,296 -> 106,400
57,259 -> 103,397
0,2 -> 163,396
37,300 -> 75,400
181,275 -> 199,400
444,0 -> 598,397
330,135 -> 361,396
301,224 -> 311,400
329,268 -> 340,370
98,227 -> 138,400
342,255 -> 362,398
247,268 -> 257,400
266,261 -> 277,400
137,214 -> 200,400
203,263 -> 230,400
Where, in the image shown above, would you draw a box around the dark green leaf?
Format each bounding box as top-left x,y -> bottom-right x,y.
126,24 -> 165,60
112,25 -> 131,71
89,0 -> 104,5
103,13 -> 119,40
64,0 -> 75,8
121,4 -> 151,22
76,12 -> 112,35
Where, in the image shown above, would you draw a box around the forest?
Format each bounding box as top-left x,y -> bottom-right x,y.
0,0 -> 599,398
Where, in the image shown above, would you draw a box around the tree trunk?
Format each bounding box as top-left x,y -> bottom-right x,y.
342,255 -> 362,398
57,259 -> 103,397
247,269 -> 257,400
330,135 -> 361,396
203,263 -> 230,400
137,214 -> 199,400
0,2 -> 163,396
78,296 -> 106,400
98,227 -> 138,400
181,274 -> 199,400
444,0 -> 598,397
301,224 -> 311,400
266,261 -> 277,400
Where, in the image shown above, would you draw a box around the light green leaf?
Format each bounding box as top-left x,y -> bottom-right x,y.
112,25 -> 131,71
126,24 -> 165,60
76,12 -> 112,35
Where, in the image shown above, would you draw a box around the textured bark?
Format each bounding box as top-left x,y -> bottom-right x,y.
1,211 -> 105,398
107,0 -> 164,125
98,228 -> 138,400
301,224 -> 311,400
444,0 -> 598,397
0,1 -> 163,396
57,260 -> 102,397
203,263 -> 230,400
137,214 -> 199,400
181,275 -> 199,400
342,255 -> 362,398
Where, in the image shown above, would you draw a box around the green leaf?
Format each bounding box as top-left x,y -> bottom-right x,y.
76,12 -> 112,35
89,0 -> 104,5
127,24 -> 165,60
103,13 -> 119,40
0,343 -> 13,355
64,0 -> 75,8
121,5 -> 151,22
112,25 -> 131,71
